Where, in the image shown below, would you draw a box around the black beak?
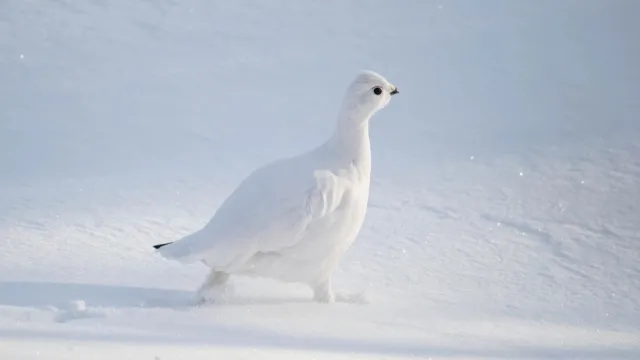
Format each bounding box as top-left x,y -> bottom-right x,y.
390,88 -> 399,95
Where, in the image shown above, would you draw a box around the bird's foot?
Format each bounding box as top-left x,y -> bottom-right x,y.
312,280 -> 336,303
193,282 -> 235,307
313,288 -> 335,304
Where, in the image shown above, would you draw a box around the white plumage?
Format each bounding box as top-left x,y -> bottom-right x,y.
154,70 -> 399,303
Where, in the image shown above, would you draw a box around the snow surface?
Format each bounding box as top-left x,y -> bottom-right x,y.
1,0 -> 639,359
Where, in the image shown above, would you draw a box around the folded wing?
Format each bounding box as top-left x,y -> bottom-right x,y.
157,160 -> 348,271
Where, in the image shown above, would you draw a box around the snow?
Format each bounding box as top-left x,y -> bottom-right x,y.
1,0 -> 639,359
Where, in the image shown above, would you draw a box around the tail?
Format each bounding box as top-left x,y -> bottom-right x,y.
153,241 -> 174,250
152,230 -> 205,264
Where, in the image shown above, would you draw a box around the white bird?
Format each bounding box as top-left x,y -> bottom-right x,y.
154,70 -> 399,304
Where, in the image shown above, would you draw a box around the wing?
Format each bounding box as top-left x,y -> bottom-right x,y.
158,158 -> 349,270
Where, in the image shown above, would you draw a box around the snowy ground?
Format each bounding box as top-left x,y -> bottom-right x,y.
1,1 -> 639,359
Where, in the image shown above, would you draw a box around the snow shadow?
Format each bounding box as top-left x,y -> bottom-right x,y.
0,325 -> 638,359
0,281 -> 192,309
0,281 -> 319,310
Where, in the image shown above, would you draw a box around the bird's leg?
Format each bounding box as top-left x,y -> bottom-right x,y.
195,269 -> 233,305
312,278 -> 335,303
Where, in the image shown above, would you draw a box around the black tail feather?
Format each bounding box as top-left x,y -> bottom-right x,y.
153,242 -> 174,250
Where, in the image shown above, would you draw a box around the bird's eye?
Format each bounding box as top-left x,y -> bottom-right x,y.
373,87 -> 382,96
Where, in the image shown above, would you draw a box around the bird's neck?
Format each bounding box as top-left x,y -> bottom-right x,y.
328,109 -> 372,170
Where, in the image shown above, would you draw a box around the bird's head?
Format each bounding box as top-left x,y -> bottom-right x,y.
339,70 -> 399,123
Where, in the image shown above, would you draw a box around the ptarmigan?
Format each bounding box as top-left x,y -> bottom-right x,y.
154,70 -> 399,304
